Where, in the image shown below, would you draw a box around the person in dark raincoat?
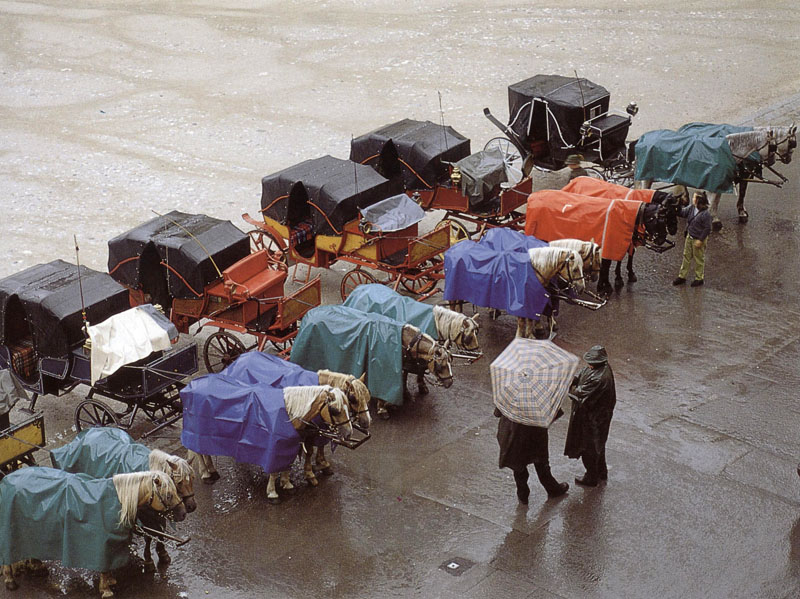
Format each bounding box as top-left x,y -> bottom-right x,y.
564,345 -> 616,487
495,407 -> 569,504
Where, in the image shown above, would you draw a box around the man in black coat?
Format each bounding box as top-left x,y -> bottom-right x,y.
495,407 -> 569,504
564,345 -> 616,487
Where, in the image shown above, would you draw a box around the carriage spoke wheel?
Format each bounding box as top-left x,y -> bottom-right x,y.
75,399 -> 120,432
398,260 -> 438,296
585,167 -> 607,181
248,230 -> 289,271
484,137 -> 524,184
435,218 -> 471,251
204,331 -> 247,373
340,268 -> 378,300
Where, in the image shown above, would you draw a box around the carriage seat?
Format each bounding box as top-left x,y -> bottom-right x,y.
221,251 -> 287,300
7,338 -> 35,379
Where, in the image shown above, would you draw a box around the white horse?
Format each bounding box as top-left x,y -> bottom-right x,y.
515,246 -> 584,339
548,239 -> 602,282
432,305 -> 480,351
2,470 -> 184,598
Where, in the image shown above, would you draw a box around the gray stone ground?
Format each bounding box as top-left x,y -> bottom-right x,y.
1,2 -> 800,598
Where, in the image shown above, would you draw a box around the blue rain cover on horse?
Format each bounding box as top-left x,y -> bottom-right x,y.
0,468 -> 130,571
291,305 -> 405,405
634,122 -> 754,194
221,351 -> 319,388
180,362 -> 303,473
51,427 -> 151,477
343,284 -> 437,338
443,229 -> 550,320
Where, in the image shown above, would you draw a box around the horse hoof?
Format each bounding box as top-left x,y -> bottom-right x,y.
418,387 -> 429,396
378,410 -> 390,420
202,477 -> 217,485
627,272 -> 637,283
307,477 -> 319,487
268,496 -> 282,505
157,553 -> 171,567
101,591 -> 114,599
614,278 -> 624,291
143,560 -> 156,573
321,466 -> 334,476
739,213 -> 749,223
712,220 -> 723,231
5,580 -> 18,591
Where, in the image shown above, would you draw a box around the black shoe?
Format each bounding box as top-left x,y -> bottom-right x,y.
672,277 -> 686,286
691,279 -> 704,287
599,472 -> 608,481
516,484 -> 530,505
575,476 -> 598,487
547,482 -> 569,498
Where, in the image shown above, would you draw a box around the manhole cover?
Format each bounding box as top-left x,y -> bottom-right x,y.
439,557 -> 475,576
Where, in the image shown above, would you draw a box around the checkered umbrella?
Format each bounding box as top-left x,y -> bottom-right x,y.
490,338 -> 580,427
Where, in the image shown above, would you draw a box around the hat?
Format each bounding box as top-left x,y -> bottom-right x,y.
583,345 -> 608,365
565,154 -> 583,166
693,191 -> 709,207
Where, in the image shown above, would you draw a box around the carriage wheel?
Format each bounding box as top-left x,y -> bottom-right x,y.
203,331 -> 247,373
247,230 -> 289,271
398,260 -> 438,296
585,167 -> 607,181
75,399 -> 120,432
340,268 -> 378,300
435,218 -> 471,246
484,137 -> 524,184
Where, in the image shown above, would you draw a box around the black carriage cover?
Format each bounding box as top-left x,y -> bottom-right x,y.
508,75 -> 611,156
349,119 -> 471,189
0,260 -> 130,359
454,148 -> 508,207
260,155 -> 400,236
107,211 -> 250,299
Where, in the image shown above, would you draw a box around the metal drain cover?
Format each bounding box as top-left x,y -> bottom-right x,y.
439,557 -> 475,576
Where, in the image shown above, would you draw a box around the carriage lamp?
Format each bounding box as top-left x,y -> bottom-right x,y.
626,102 -> 639,116
450,166 -> 462,187
411,191 -> 422,205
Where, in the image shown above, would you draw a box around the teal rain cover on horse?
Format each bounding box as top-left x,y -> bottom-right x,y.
51,427 -> 150,478
291,305 -> 405,405
634,122 -> 754,194
343,284 -> 437,338
0,468 -> 130,571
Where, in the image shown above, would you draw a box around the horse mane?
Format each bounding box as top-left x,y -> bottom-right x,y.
112,470 -> 172,529
318,370 -> 371,405
726,129 -> 770,160
529,246 -> 583,275
402,323 -> 438,359
432,305 -> 470,343
548,239 -> 599,267
283,385 -> 333,422
149,449 -> 193,484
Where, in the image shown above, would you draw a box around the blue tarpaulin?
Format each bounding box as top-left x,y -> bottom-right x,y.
291,305 -> 405,405
51,427 -> 151,477
0,468 -> 130,571
443,229 -> 550,320
180,352 -> 311,473
634,122 -> 755,194
343,284 -> 437,338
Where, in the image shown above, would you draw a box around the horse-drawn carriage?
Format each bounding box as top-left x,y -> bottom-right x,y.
350,118 -> 533,240
0,260 -> 198,436
243,155 -> 450,300
483,74 -> 639,185
634,121 -> 796,229
108,211 -> 321,372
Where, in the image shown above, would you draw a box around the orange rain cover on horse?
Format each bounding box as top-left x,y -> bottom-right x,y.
525,190 -> 642,261
563,176 -> 656,204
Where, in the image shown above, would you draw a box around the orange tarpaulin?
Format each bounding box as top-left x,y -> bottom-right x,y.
563,176 -> 656,204
525,190 -> 642,261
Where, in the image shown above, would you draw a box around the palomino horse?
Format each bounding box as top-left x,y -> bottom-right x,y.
266,385 -> 352,503
50,426 -> 196,572
548,239 -> 602,282
1,470 -> 185,598
516,246 -> 585,339
432,305 -> 480,352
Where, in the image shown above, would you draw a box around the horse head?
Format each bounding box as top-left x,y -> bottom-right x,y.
163,455 -> 197,513
641,198 -> 677,247
428,339 -> 454,388
771,124 -> 797,164
549,239 -> 601,283
433,305 -> 480,351
319,387 -> 354,443
528,247 -> 585,293
457,314 -> 481,351
117,471 -> 186,527
344,373 -> 371,429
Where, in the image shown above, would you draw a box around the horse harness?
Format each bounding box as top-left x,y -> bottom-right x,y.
403,332 -> 453,387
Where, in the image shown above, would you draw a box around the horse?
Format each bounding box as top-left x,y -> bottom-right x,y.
548,239 -> 602,282
432,305 -> 480,351
50,427 -> 196,572
1,469 -> 185,598
266,385 -> 352,503
515,246 -> 585,339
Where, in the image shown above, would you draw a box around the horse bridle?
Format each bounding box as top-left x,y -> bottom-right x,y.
533,252 -> 582,292
405,332 -> 453,387
146,474 -> 184,518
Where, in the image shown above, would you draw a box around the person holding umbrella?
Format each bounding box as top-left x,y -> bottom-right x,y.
491,339 -> 579,503
565,345 -> 617,487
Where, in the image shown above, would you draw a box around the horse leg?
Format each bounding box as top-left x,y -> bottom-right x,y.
614,261 -> 624,291
3,564 -> 18,591
597,259 -> 612,296
156,541 -> 171,567
376,398 -> 390,420
709,192 -> 723,231
626,252 -> 636,282
515,317 -> 526,338
143,536 -> 156,572
417,372 -> 429,395
303,449 -> 319,487
187,450 -> 219,484
315,446 -> 333,476
99,572 -> 114,598
737,179 -> 749,223
266,473 -> 281,504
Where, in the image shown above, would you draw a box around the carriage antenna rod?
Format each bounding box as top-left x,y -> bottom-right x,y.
438,91 -> 450,153
74,235 -> 88,333
151,210 -> 222,278
574,70 -> 587,125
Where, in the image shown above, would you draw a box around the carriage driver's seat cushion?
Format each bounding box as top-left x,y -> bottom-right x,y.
222,251 -> 287,300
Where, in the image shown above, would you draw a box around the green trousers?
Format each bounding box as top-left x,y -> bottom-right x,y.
678,234 -> 707,280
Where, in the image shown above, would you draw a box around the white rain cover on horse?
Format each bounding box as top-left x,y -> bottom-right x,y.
490,338 -> 579,427
87,304 -> 175,384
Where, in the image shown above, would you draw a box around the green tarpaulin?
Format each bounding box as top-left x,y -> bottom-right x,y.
51,427 -> 151,478
290,305 -> 405,405
343,284 -> 437,338
0,467 -> 130,571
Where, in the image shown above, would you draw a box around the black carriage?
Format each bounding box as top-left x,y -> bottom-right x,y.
350,118 -> 534,240
0,260 -> 198,437
483,74 -> 639,184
